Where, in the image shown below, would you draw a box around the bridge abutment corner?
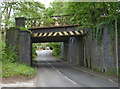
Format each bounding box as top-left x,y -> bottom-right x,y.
6,29 -> 32,66
19,31 -> 32,66
67,37 -> 84,66
61,42 -> 69,61
61,36 -> 85,66
118,22 -> 120,87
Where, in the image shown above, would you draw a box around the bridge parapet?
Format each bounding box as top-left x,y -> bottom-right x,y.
15,15 -> 80,29
25,15 -> 76,28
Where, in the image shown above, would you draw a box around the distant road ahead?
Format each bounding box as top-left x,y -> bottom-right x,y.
35,50 -> 118,87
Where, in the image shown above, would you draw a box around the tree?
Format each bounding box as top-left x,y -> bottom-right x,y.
1,1 -> 45,41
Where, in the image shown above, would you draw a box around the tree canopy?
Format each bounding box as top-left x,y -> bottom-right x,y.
1,1 -> 45,41
1,1 -> 120,43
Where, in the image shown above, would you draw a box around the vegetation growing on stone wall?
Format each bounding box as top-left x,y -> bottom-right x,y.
119,68 -> 120,77
1,40 -> 36,78
44,2 -> 120,44
1,1 -> 120,78
32,43 -> 37,61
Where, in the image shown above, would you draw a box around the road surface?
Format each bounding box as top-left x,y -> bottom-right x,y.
34,50 -> 118,87
2,50 -> 118,87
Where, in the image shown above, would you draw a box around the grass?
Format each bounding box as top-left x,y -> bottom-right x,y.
1,41 -> 37,78
118,74 -> 120,77
92,68 -> 103,73
52,49 -> 62,59
92,67 -> 120,77
2,62 -> 36,78
55,54 -> 62,59
106,70 -> 115,75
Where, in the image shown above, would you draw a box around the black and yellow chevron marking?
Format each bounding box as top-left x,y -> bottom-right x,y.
34,30 -> 83,37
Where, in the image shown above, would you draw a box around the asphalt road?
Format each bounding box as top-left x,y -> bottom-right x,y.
34,50 -> 118,87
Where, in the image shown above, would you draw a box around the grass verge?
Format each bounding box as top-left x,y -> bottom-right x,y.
2,61 -> 36,78
55,54 -> 62,59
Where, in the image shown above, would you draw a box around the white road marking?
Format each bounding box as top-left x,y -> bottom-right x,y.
47,60 -> 78,85
64,76 -> 77,85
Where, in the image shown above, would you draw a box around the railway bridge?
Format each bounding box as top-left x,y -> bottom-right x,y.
6,15 -> 116,73
7,15 -> 87,66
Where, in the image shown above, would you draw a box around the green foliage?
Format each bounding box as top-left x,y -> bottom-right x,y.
92,68 -> 102,73
91,23 -> 104,44
107,70 -> 115,75
1,39 -> 18,63
54,54 -> 62,59
1,2 -> 45,29
1,38 -> 36,78
20,26 -> 28,31
40,43 -> 47,50
14,2 -> 45,18
2,45 -> 18,63
48,42 -> 61,58
42,17 -> 55,27
45,2 -> 120,44
2,62 -> 36,78
32,43 -> 37,61
44,2 -> 65,16
119,67 -> 120,77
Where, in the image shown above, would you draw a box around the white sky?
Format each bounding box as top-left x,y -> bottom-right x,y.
34,0 -> 54,8
0,0 -> 54,8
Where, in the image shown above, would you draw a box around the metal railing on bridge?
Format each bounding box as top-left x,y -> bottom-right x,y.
25,14 -> 78,28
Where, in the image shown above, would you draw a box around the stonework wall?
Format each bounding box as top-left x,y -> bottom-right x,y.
118,27 -> 120,89
62,36 -> 84,66
19,31 -> 32,65
118,26 -> 120,88
62,26 -> 116,72
67,37 -> 84,66
85,29 -> 115,72
118,22 -> 120,74
6,29 -> 32,66
6,29 -> 20,61
61,42 -> 69,61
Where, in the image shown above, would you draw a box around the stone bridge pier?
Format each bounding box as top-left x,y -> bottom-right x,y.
6,28 -> 32,66
61,36 -> 84,66
61,26 -> 118,73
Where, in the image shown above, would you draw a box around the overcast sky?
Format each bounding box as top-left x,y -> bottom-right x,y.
0,0 -> 54,8
34,0 -> 54,8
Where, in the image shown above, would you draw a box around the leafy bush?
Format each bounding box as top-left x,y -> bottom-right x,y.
32,43 -> 37,61
48,42 -> 61,58
1,40 -> 36,78
2,45 -> 18,63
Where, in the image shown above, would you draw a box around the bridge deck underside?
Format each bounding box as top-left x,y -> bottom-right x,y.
32,35 -> 82,43
30,25 -> 84,43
